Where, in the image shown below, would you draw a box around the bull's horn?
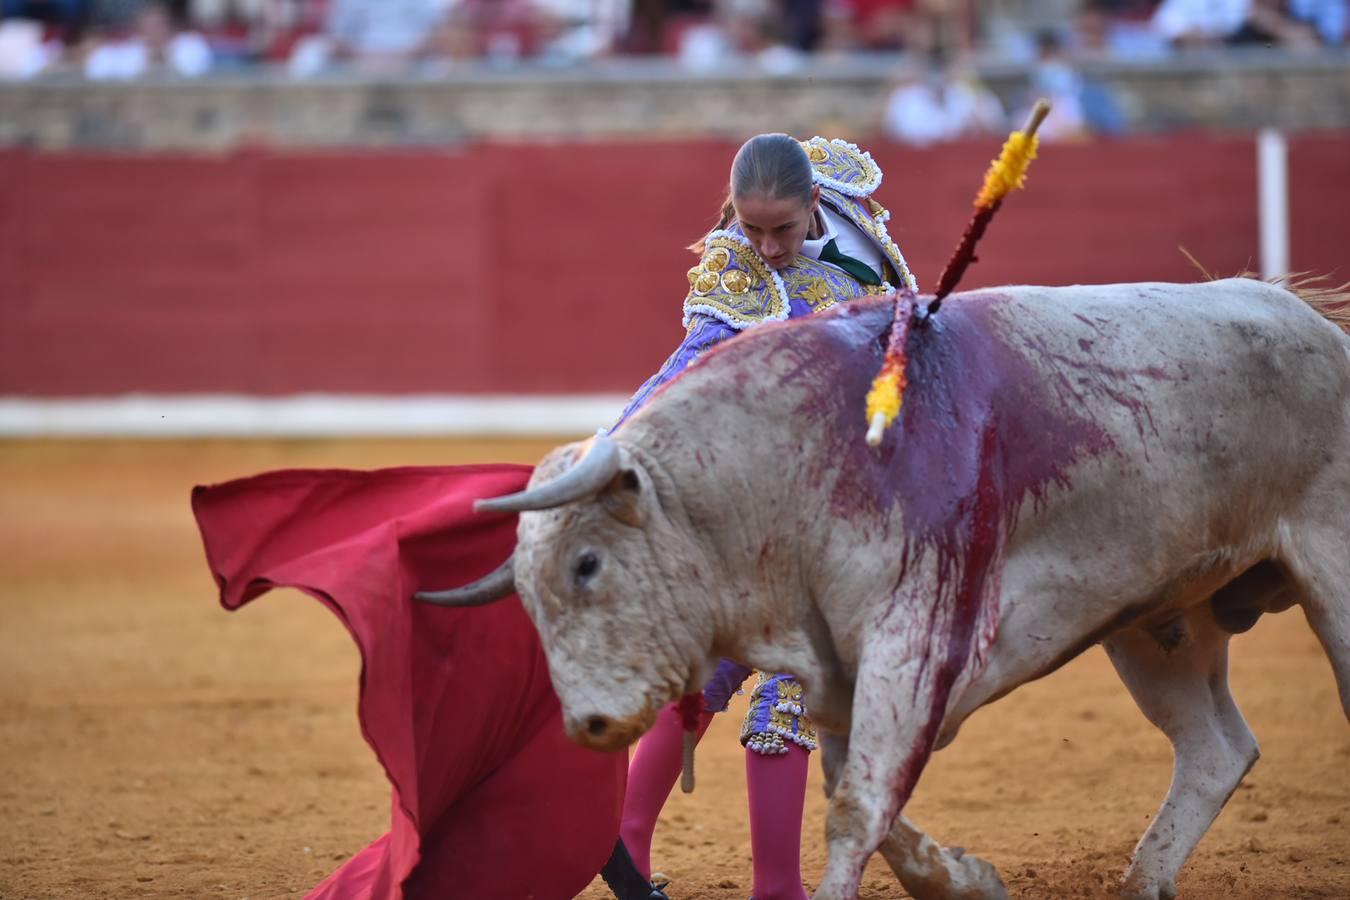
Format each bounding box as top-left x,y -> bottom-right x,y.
416,555 -> 516,607
476,432 -> 621,514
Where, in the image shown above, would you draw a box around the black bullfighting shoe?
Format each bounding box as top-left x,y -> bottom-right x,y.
599,838 -> 671,900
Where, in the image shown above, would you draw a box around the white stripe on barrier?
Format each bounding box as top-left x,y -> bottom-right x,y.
1257,129 -> 1290,281
0,394 -> 632,437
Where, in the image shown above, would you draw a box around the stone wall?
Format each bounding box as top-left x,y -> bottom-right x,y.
1,49 -> 1348,150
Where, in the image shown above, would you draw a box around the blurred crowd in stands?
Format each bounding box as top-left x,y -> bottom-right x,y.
0,0 -> 1344,141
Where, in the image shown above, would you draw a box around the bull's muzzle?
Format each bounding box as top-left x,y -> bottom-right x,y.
565,709 -> 655,752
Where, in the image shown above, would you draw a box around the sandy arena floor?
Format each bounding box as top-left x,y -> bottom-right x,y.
1,439 -> 1347,900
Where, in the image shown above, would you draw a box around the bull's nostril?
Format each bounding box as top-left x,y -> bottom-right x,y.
586,716 -> 609,737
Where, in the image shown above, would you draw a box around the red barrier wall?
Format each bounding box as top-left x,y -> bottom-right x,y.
2,134 -> 1346,396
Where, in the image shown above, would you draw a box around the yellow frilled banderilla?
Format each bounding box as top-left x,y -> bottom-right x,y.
864,99 -> 1052,448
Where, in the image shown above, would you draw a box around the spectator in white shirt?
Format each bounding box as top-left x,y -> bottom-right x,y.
85,1 -> 213,79
1152,0 -> 1324,49
881,52 -> 1006,147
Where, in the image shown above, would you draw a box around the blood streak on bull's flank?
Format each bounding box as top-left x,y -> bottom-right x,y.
747,291 -> 1162,806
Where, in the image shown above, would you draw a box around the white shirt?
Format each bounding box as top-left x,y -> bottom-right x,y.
84,33 -> 213,80
800,203 -> 886,282
882,80 -> 1006,148
326,0 -> 446,54
1151,0 -> 1252,39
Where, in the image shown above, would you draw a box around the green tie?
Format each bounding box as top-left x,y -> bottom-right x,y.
819,238 -> 882,286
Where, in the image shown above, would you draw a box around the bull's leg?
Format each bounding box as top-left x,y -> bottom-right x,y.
817,732 -> 1008,900
813,638 -> 968,900
1285,528 -> 1350,722
1103,608 -> 1259,900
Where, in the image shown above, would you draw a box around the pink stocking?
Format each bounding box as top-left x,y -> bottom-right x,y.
619,701 -> 715,879
745,743 -> 811,900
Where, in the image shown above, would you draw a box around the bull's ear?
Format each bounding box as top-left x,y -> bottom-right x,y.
600,466 -> 646,527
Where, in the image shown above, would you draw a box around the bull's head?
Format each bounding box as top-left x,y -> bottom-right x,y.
417,433 -> 717,751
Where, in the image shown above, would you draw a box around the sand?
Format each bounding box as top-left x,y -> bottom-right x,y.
2,439 -> 1346,900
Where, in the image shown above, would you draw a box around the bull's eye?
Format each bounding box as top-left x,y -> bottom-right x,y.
622,470 -> 640,492
574,551 -> 601,584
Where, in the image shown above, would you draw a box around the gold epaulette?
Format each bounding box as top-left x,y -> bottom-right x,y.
799,137 -> 883,199
683,231 -> 789,331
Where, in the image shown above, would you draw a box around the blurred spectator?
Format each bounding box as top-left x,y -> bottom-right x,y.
1149,0 -> 1248,47
84,0 -> 213,77
2,0 -> 88,39
776,0 -> 823,51
881,50 -> 1005,146
830,0 -> 974,54
677,0 -> 769,69
1018,27 -> 1127,140
323,0 -> 448,65
8,0 -> 1342,73
845,0 -> 914,50
283,0 -> 623,70
1150,0 -> 1330,50
256,0 -> 332,61
0,16 -> 61,76
979,0 -> 1078,61
1,0 -> 87,76
1231,0 -> 1323,47
1285,0 -> 1346,44
1072,1 -> 1113,57
531,0 -> 631,61
619,0 -> 712,54
187,0 -> 283,65
1073,0 -> 1169,59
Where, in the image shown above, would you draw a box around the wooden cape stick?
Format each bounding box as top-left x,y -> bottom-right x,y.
678,693 -> 701,793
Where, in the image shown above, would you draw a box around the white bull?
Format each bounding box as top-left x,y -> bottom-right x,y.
421,278 -> 1350,900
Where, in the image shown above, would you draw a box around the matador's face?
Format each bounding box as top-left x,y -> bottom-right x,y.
734,186 -> 820,271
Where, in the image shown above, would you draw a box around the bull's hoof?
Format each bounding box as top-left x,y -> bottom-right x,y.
1119,889 -> 1177,900
1118,875 -> 1178,900
946,852 -> 1009,900
893,848 -> 1008,900
1123,879 -> 1177,900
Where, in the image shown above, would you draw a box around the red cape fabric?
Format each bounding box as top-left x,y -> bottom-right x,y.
191,464 -> 625,900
